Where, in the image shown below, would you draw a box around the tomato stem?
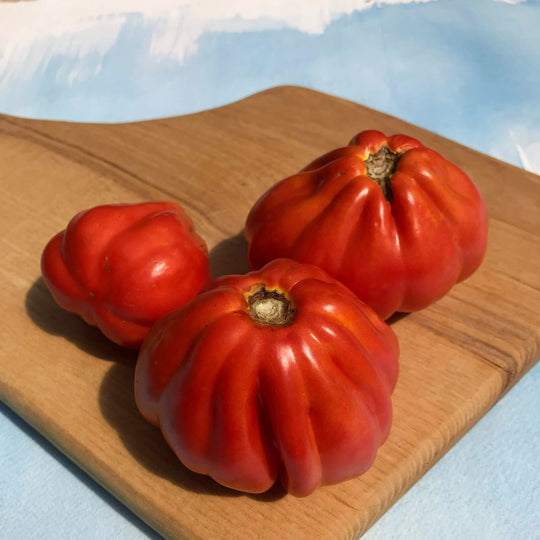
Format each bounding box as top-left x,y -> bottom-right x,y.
364,146 -> 402,202
247,287 -> 294,326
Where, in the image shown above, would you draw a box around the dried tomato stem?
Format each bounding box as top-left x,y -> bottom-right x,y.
364,146 -> 402,202
247,287 -> 294,326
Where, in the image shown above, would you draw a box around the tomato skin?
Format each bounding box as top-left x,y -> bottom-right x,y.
41,202 -> 210,348
245,130 -> 488,319
135,258 -> 399,497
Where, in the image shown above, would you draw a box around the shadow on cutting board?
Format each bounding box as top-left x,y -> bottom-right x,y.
209,230 -> 251,279
25,277 -> 138,363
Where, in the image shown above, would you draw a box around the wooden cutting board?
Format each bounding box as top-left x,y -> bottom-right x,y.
1,86 -> 539,539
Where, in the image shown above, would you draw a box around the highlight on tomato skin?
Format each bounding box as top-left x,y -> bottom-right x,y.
40,201 -> 211,349
244,130 -> 488,320
134,258 -> 400,497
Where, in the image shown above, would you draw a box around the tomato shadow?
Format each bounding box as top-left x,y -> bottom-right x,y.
24,277 -> 137,363
98,362 -> 287,501
386,312 -> 409,326
208,230 -> 250,279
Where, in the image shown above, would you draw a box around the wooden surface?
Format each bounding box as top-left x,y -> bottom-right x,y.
0,86 -> 539,539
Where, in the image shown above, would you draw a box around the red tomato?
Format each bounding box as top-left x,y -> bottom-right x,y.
41,202 -> 210,348
245,130 -> 488,319
135,258 -> 399,497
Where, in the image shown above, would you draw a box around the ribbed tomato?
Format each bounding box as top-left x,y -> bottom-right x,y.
41,201 -> 210,348
245,130 -> 488,319
135,258 -> 399,496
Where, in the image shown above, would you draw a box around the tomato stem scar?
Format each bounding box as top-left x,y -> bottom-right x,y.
364,145 -> 403,202
247,287 -> 295,326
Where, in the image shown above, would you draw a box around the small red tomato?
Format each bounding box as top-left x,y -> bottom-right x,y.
135,258 -> 399,497
245,130 -> 488,319
41,201 -> 210,348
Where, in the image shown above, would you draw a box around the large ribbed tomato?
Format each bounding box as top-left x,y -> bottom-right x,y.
245,130 -> 488,319
41,201 -> 210,348
135,258 -> 399,497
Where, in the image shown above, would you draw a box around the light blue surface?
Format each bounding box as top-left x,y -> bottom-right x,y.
1,0 -> 539,538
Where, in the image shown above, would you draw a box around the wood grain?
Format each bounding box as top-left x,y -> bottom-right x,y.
1,86 -> 539,539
